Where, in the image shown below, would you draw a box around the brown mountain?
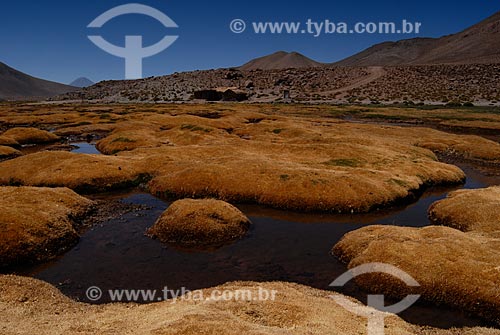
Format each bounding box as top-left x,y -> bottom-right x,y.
0,62 -> 77,100
239,51 -> 324,70
334,11 -> 500,66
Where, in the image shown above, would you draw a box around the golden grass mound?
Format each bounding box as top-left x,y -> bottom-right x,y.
141,116 -> 473,213
0,127 -> 59,145
429,186 -> 500,237
333,222 -> 500,324
0,187 -> 94,267
2,275 -> 499,335
0,145 -> 22,159
147,199 -> 251,248
0,151 -> 151,192
3,104 -> 500,212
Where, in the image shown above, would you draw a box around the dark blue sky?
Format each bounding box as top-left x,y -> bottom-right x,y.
1,0 -> 498,84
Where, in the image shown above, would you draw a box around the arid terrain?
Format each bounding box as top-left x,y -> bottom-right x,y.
55,63 -> 500,105
47,11 -> 500,106
1,102 -> 500,334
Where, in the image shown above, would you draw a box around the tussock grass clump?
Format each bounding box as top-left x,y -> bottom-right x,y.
3,274 -> 498,334
0,146 -> 22,160
0,127 -> 59,145
333,187 -> 500,324
147,198 -> 251,249
2,104 -> 500,212
429,186 -> 500,237
0,186 -> 94,267
0,151 -> 151,192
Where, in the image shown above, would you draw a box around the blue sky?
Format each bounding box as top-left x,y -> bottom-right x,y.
1,0 -> 498,84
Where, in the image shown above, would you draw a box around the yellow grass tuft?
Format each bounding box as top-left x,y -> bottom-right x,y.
0,186 -> 94,267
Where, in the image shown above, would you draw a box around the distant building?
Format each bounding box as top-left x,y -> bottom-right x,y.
283,90 -> 291,103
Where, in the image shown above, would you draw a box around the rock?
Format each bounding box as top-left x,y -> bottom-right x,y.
1,127 -> 59,145
0,186 -> 94,267
192,89 -> 248,102
224,71 -> 243,80
147,199 -> 251,248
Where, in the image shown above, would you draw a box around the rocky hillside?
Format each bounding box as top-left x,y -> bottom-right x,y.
57,63 -> 500,106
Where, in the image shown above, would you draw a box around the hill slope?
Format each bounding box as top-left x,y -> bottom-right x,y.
239,51 -> 324,70
335,11 -> 500,66
0,62 -> 77,100
70,77 -> 94,88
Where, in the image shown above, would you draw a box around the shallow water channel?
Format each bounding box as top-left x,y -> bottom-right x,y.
19,141 -> 101,155
10,160 -> 500,329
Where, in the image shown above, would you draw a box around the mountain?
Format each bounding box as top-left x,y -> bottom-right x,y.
239,51 -> 324,70
70,77 -> 94,88
334,11 -> 500,66
333,38 -> 437,67
0,62 -> 77,100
